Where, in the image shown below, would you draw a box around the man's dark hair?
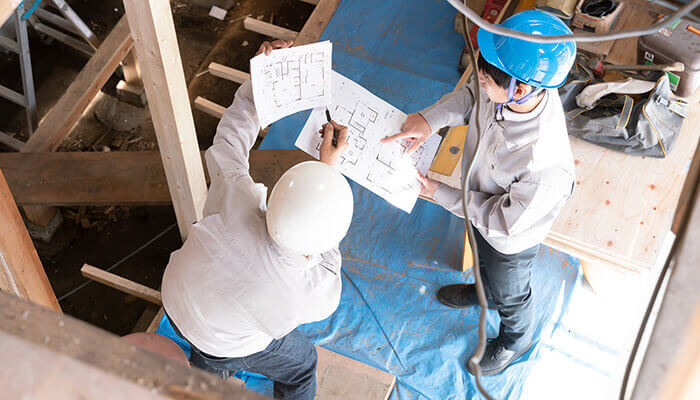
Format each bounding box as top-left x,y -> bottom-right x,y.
477,54 -> 528,90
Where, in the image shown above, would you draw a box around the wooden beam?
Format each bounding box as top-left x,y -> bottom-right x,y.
81,264 -> 162,305
0,132 -> 25,151
194,96 -> 226,119
0,290 -> 264,399
0,150 -> 312,206
0,169 -> 60,311
208,62 -> 249,83
295,0 -> 341,45
123,0 -> 208,241
243,17 -> 298,41
22,16 -> 132,153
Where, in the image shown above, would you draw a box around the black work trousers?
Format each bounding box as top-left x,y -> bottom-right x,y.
473,226 -> 539,351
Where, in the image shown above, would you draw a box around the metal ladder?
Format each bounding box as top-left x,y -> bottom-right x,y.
0,0 -> 99,150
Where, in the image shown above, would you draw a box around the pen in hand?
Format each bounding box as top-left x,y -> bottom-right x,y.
324,108 -> 338,148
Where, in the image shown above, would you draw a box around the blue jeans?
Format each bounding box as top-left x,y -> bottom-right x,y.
474,227 -> 539,350
166,314 -> 317,400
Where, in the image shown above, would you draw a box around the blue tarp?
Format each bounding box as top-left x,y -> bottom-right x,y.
158,0 -> 581,398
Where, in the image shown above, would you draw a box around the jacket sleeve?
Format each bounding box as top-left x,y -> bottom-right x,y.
465,170 -> 572,238
432,183 -> 465,218
418,79 -> 477,133
204,79 -> 260,178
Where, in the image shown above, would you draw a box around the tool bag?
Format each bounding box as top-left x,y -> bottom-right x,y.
558,55 -> 689,158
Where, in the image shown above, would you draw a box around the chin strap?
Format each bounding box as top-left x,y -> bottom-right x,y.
496,77 -> 543,112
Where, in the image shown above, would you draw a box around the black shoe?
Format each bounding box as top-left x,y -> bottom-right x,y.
466,339 -> 533,376
436,284 -> 497,310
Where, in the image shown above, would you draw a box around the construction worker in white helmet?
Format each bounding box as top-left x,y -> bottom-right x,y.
160,39 -> 353,400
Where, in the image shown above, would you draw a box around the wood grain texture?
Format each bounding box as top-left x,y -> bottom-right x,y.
0,170 -> 60,311
605,5 -> 657,66
0,150 -> 313,206
209,62 -> 250,83
123,0 -> 208,241
194,96 -> 226,119
0,291 -> 264,399
315,345 -> 395,400
81,264 -> 162,305
243,17 -> 298,41
295,0 -> 341,45
22,16 -> 132,153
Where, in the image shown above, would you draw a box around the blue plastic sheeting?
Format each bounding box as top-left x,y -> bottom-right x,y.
155,0 -> 581,398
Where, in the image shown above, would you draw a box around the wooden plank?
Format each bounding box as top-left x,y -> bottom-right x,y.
315,345 -> 395,400
295,0 -> 341,45
208,62 -> 249,83
81,264 -> 162,305
0,290 -> 264,399
243,17 -> 298,41
123,0 -> 208,241
194,96 -> 226,119
0,170 -> 60,311
0,150 -> 312,206
633,171 -> 700,399
22,16 -> 132,153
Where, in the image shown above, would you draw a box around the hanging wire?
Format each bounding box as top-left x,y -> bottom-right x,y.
446,0 -> 700,43
58,223 -> 177,302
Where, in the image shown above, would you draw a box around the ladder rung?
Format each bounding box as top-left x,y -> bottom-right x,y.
0,85 -> 27,107
0,35 -> 20,53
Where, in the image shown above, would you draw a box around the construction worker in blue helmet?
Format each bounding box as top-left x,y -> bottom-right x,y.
383,10 -> 577,375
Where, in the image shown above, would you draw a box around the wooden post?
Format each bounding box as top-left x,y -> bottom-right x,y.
122,0 -> 208,241
0,169 -> 60,312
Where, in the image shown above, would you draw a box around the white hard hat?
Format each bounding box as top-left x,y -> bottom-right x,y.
266,161 -> 353,255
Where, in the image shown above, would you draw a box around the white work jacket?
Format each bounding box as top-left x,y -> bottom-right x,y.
161,80 -> 342,358
420,80 -> 576,254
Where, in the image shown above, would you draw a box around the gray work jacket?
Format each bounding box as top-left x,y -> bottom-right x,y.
420,80 -> 576,254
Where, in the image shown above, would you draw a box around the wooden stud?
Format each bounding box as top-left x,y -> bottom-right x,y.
123,0 -> 208,241
81,264 -> 162,305
0,132 -> 25,151
194,96 -> 226,119
0,169 -> 60,311
243,17 -> 298,41
208,62 -> 249,83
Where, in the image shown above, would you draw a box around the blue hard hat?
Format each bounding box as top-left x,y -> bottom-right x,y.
477,10 -> 576,88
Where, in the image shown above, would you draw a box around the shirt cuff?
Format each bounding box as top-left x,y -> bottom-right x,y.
418,105 -> 448,134
432,183 -> 461,208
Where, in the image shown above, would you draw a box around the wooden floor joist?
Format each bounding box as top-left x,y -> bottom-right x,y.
0,150 -> 312,206
0,170 -> 60,312
243,17 -> 299,41
194,96 -> 226,119
208,62 -> 249,83
81,264 -> 162,305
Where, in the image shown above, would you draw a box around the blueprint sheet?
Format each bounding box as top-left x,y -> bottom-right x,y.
296,71 -> 441,213
250,41 -> 332,127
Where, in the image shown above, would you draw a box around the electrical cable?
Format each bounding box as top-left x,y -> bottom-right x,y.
58,223 -> 177,302
446,0 -> 700,43
460,6 -> 495,399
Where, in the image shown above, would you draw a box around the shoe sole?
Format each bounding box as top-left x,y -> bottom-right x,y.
436,296 -> 498,310
467,341 -> 533,377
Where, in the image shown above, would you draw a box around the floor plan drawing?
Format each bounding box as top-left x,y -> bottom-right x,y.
250,41 -> 332,127
296,71 -> 441,213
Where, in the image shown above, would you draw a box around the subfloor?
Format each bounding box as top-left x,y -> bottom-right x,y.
0,0 -> 314,335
